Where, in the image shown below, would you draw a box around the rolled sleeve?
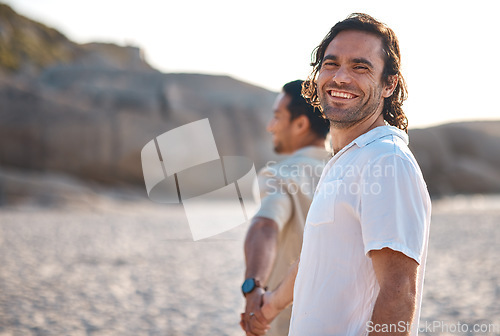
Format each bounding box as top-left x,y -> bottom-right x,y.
360,154 -> 429,264
253,168 -> 292,230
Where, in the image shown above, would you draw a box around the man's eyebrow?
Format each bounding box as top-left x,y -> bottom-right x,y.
352,57 -> 374,68
322,55 -> 337,63
321,55 -> 374,69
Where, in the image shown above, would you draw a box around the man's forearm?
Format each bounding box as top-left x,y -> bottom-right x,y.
269,258 -> 298,310
241,217 -> 279,335
368,248 -> 419,336
261,257 -> 299,322
244,217 -> 279,282
368,288 -> 416,336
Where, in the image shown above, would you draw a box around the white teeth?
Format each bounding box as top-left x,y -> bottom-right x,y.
329,91 -> 355,99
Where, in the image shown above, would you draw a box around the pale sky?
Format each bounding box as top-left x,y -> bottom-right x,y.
5,0 -> 500,128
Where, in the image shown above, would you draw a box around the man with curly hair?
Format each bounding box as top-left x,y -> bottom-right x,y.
246,13 -> 431,336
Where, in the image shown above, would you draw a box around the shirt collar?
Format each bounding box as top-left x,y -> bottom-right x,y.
353,125 -> 408,148
332,125 -> 408,159
292,146 -> 331,160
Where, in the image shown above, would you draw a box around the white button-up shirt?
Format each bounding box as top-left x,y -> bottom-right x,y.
289,126 -> 431,336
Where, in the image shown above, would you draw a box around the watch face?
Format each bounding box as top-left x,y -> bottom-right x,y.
242,278 -> 256,294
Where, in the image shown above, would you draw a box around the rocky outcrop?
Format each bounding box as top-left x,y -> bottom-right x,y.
0,4 -> 150,75
0,70 -> 276,184
1,4 -> 499,199
0,3 -> 76,74
409,121 -> 500,196
0,4 -> 277,187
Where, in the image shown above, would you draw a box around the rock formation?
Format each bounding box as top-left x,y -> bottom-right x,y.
409,122 -> 500,196
0,4 -> 277,190
1,3 -> 499,201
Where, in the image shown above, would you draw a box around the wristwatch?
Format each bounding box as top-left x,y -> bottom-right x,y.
241,278 -> 266,296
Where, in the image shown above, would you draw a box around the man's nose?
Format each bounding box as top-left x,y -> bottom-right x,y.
266,119 -> 275,133
333,66 -> 351,85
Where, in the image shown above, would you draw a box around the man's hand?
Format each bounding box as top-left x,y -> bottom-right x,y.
241,216 -> 279,335
240,287 -> 270,336
261,291 -> 281,323
244,289 -> 282,335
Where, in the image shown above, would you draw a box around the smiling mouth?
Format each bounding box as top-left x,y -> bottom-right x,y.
327,90 -> 358,99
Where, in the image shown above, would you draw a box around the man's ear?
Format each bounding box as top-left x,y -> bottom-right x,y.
382,75 -> 398,98
292,115 -> 310,135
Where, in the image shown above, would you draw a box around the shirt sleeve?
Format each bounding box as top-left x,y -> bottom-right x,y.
252,167 -> 293,230
359,154 -> 430,264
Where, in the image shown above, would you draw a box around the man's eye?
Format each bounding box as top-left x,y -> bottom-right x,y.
323,62 -> 337,67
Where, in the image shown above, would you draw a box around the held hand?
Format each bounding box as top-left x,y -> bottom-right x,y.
261,291 -> 281,323
240,288 -> 270,336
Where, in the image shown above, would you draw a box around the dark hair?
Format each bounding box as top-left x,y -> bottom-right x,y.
283,80 -> 330,138
302,13 -> 408,132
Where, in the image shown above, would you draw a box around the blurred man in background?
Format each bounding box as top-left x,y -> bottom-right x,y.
240,80 -> 330,336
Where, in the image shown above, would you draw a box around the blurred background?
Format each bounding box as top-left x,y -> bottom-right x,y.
0,1 -> 499,335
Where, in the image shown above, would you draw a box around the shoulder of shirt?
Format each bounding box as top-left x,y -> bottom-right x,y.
292,148 -> 331,165
258,147 -> 330,177
355,132 -> 417,168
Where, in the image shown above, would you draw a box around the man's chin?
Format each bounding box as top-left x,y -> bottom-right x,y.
328,119 -> 359,130
322,108 -> 359,129
273,144 -> 286,154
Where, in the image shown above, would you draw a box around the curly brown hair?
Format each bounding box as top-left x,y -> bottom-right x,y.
302,13 -> 408,132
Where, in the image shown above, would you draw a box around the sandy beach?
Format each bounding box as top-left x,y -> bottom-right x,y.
0,194 -> 499,335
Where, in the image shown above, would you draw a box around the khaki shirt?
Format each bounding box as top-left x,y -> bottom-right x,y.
253,146 -> 330,336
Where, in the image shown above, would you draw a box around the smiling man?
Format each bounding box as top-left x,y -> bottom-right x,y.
250,13 -> 431,336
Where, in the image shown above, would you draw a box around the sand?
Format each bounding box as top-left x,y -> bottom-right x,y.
0,194 -> 499,335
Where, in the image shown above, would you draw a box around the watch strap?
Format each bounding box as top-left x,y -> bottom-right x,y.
242,278 -> 267,296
